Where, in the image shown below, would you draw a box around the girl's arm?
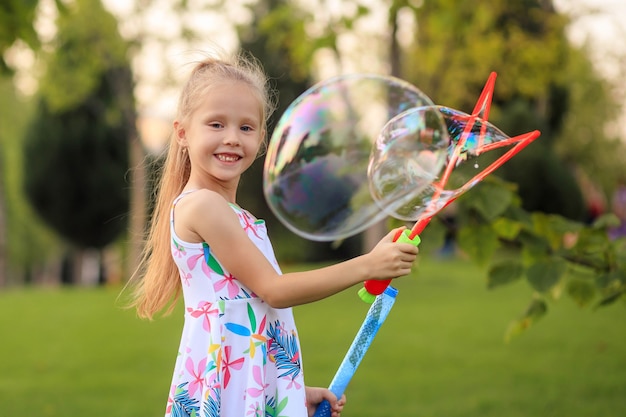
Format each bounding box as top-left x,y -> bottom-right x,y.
175,189 -> 418,308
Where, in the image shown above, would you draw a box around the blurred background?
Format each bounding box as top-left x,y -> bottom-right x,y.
1,1 -> 626,416
1,0 -> 625,288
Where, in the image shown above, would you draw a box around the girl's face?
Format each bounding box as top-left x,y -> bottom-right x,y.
175,81 -> 264,192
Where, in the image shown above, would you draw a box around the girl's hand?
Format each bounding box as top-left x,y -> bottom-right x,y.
367,227 -> 419,280
305,386 -> 346,417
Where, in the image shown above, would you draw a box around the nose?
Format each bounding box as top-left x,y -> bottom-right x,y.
223,128 -> 242,146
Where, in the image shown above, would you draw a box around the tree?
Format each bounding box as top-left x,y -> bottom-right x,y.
387,0 -> 626,337
0,0 -> 64,285
22,0 -> 135,283
240,0 -> 626,337
0,78 -> 62,286
0,0 -> 40,73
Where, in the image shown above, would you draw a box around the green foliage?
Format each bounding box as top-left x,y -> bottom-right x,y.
22,0 -> 134,249
39,0 -> 131,113
554,47 -> 625,195
504,296 -> 548,342
388,0 -> 624,226
0,78 -> 61,273
23,88 -> 130,248
0,0 -> 39,72
403,0 -> 569,108
448,176 -> 626,339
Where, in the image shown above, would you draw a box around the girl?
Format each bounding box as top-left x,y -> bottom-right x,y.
128,52 -> 419,417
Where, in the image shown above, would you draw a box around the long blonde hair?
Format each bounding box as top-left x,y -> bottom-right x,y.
127,51 -> 276,319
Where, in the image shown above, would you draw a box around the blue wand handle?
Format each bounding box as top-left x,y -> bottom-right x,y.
313,286 -> 398,417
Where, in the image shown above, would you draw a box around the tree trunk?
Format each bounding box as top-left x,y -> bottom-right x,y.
0,147 -> 6,287
127,135 -> 146,283
107,66 -> 145,284
364,4 -> 404,252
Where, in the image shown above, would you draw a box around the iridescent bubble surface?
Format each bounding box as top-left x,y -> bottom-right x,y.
368,105 -> 449,221
370,105 -> 522,221
263,74 -> 434,241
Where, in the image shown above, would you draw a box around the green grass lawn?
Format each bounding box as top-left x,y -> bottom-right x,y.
1,256 -> 625,416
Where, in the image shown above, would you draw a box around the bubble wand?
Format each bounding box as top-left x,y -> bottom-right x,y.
263,72 -> 540,417
312,286 -> 398,417
358,72 -> 541,302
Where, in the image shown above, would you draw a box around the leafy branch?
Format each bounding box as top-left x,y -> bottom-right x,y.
399,175 -> 626,341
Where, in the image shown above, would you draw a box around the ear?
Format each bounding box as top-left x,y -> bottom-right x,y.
173,120 -> 187,147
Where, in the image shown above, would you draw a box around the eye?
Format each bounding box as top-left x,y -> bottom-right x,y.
240,125 -> 254,132
208,122 -> 223,129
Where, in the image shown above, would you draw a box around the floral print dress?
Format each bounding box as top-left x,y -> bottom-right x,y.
166,192 -> 307,417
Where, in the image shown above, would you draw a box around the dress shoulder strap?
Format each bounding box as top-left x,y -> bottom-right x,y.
170,189 -> 198,227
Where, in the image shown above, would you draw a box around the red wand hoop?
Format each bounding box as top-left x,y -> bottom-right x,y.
359,72 -> 541,303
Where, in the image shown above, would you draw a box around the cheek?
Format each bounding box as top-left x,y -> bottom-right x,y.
248,135 -> 264,155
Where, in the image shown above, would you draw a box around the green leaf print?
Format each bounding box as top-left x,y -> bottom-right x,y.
276,396 -> 289,416
265,392 -> 290,417
203,243 -> 224,274
247,303 -> 256,330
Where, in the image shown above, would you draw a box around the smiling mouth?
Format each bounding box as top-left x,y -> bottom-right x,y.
216,154 -> 241,162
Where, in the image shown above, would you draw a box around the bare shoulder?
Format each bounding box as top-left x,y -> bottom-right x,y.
174,189 -> 240,243
178,188 -> 226,209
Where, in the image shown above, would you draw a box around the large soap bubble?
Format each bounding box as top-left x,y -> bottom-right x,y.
263,74 -> 435,241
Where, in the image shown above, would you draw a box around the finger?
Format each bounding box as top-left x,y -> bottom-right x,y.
401,252 -> 418,262
322,389 -> 338,404
385,226 -> 407,242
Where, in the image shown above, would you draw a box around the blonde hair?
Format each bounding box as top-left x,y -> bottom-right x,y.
127,51 -> 276,319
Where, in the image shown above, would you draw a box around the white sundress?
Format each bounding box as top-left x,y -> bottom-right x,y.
165,192 -> 307,417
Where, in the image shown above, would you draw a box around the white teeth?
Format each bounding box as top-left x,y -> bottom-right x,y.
217,154 -> 240,162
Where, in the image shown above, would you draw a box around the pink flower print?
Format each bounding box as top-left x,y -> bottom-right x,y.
172,239 -> 186,258
283,374 -> 302,390
222,345 -> 245,389
181,271 -> 192,286
214,272 -> 240,298
246,365 -> 269,398
275,321 -> 286,334
166,383 -> 176,414
187,252 -> 210,276
247,402 -> 263,417
239,212 -> 261,239
187,301 -> 218,332
185,356 -> 207,398
204,367 -> 220,391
